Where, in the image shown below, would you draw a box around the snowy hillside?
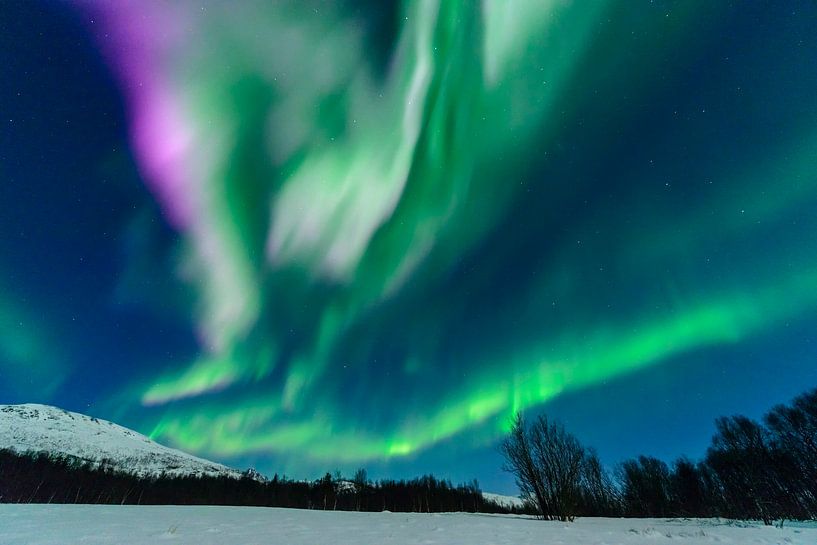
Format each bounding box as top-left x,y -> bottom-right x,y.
482,492 -> 526,509
0,404 -> 245,479
2,505 -> 816,545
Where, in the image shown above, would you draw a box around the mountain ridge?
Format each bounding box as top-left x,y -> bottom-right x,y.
0,403 -> 248,480
0,403 -> 522,505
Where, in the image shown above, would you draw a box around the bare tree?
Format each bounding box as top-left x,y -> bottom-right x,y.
620,456 -> 672,517
706,416 -> 782,524
501,413 -> 587,521
353,468 -> 368,511
765,388 -> 817,518
581,449 -> 619,516
500,414 -> 549,517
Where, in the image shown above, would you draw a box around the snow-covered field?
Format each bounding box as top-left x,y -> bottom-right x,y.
1,505 -> 815,545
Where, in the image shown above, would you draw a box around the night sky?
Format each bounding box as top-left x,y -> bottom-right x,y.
2,0 -> 817,494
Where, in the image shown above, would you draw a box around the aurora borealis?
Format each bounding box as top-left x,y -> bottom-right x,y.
2,0 -> 817,492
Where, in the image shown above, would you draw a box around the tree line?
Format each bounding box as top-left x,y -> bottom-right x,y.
0,450 -> 527,514
501,386 -> 817,523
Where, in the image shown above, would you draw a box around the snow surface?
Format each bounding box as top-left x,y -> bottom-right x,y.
0,404 -> 243,479
1,505 -> 815,545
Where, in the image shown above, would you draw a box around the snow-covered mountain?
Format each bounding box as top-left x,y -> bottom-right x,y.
0,404 -> 248,479
0,403 -> 520,503
482,492 -> 526,509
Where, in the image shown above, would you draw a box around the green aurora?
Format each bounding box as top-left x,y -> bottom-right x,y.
10,0 -> 815,477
